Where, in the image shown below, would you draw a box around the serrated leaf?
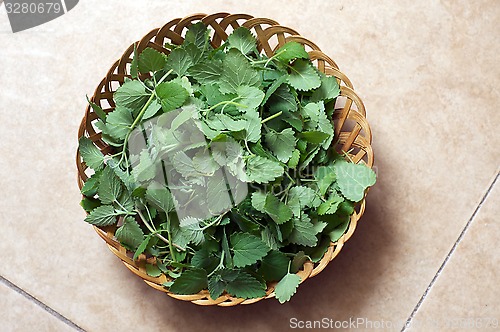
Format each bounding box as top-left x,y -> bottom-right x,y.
259,250 -> 289,281
300,145 -> 320,170
117,192 -> 134,212
155,82 -> 189,112
192,150 -> 220,175
235,85 -> 265,111
208,274 -> 226,300
114,80 -> 150,110
172,151 -> 197,178
291,251 -> 309,273
188,60 -> 221,84
274,273 -> 301,303
242,109 -> 262,143
81,170 -> 102,196
264,194 -> 293,225
338,200 -> 355,216
133,235 -> 151,261
208,269 -> 265,299
115,216 -> 144,250
219,49 -> 261,94
225,271 -> 266,299
251,191 -> 267,212
307,236 -> 331,263
312,220 -> 328,233
287,59 -> 321,91
184,42 -> 204,64
288,186 -> 321,215
138,47 -> 167,73
230,232 -> 270,267
246,155 -> 284,184
265,128 -> 296,162
311,73 -> 340,102
87,96 -> 107,122
131,150 -> 157,182
95,120 -> 122,148
334,160 -> 376,202
171,224 -> 190,250
248,140 -> 275,160
185,22 -> 210,50
211,137 -> 243,166
262,75 -> 287,105
206,173 -> 232,214
98,166 -> 122,204
179,217 -> 204,245
173,76 -> 195,95
130,43 -> 139,79
208,113 -> 247,132
166,48 -> 193,77
261,226 -> 279,250
300,131 -> 330,144
142,99 -> 162,120
169,268 -> 208,295
84,205 -> 119,226
328,218 -> 351,242
274,41 -> 309,63
318,193 -> 344,215
288,214 -> 319,247
288,149 -> 300,169
227,27 -> 257,55
267,84 -> 297,113
104,106 -> 133,140
145,182 -> 175,213
78,137 -> 104,171
80,197 -> 100,213
191,248 -> 219,271
317,103 -> 334,148
302,102 -> 321,128
314,165 -> 336,196
169,105 -> 197,131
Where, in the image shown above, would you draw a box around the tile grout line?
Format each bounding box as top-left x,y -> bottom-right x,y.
0,275 -> 86,332
401,171 -> 500,332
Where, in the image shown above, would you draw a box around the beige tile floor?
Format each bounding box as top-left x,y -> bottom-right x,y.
0,0 -> 498,331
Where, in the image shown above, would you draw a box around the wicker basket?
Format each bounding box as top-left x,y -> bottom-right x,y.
76,13 -> 374,306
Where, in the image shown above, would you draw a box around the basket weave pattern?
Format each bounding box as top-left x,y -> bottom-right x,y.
76,13 -> 374,306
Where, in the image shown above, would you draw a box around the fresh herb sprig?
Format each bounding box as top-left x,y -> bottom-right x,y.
79,23 -> 376,303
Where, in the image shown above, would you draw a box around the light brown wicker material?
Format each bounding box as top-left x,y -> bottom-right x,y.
76,13 -> 374,306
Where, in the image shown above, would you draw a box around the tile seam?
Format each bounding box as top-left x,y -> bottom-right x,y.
0,275 -> 86,332
401,171 -> 500,331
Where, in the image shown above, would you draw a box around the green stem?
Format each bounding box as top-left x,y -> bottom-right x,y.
114,199 -> 128,212
135,208 -> 185,252
251,49 -> 286,66
341,149 -> 355,163
284,170 -> 296,185
208,252 -> 225,278
244,140 -> 254,156
157,69 -> 173,85
261,111 -> 283,124
200,215 -> 224,231
205,100 -> 247,113
119,93 -> 155,164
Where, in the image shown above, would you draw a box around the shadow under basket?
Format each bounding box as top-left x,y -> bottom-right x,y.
76,13 -> 375,306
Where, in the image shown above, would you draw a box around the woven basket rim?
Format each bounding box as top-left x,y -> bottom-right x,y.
76,12 -> 374,306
